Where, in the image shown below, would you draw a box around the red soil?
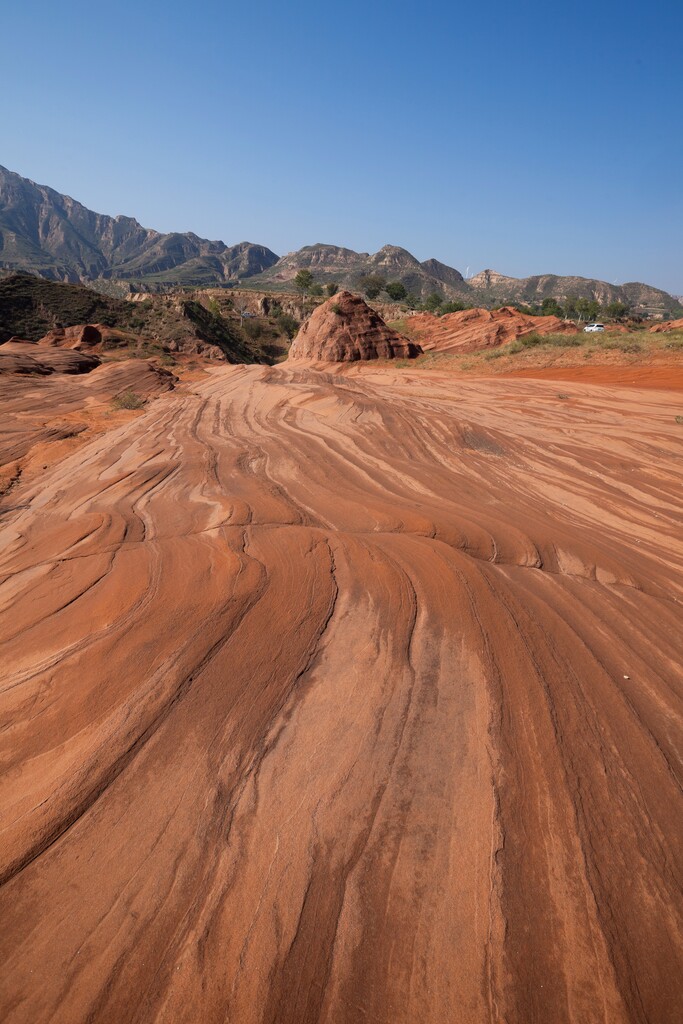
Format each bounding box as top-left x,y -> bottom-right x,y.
500,363 -> 683,390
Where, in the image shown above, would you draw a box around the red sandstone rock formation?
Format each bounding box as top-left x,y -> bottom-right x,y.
407,305 -> 577,353
649,316 -> 683,332
0,359 -> 681,1024
39,324 -> 103,349
0,340 -> 100,375
288,290 -> 422,361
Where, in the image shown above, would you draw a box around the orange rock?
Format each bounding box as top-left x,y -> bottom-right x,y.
39,324 -> 102,349
288,290 -> 422,361
407,306 -> 577,353
649,316 -> 683,332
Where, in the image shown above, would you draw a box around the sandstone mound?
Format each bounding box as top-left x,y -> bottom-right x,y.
288,290 -> 422,361
407,306 -> 577,354
649,316 -> 683,333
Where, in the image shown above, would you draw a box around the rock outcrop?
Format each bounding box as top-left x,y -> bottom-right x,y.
0,340 -> 100,375
288,290 -> 422,362
406,306 -> 577,354
649,316 -> 683,332
39,324 -> 103,349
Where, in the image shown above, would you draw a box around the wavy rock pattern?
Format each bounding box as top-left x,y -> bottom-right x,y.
0,364 -> 681,1024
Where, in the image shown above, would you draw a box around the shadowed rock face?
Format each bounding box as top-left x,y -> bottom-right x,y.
288,290 -> 422,361
0,362 -> 682,1024
38,324 -> 103,349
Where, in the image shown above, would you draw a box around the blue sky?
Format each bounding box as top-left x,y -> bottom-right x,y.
3,0 -> 682,292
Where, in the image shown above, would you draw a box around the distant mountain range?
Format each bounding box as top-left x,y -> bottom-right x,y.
0,165 -> 278,287
1,165 -> 680,316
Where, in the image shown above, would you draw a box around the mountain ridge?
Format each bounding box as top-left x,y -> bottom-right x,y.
0,165 -> 278,287
1,166 -> 680,315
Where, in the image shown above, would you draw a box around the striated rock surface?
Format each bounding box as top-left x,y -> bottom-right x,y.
288,290 -> 422,361
0,340 -> 100,375
407,305 -> 577,353
0,361 -> 682,1024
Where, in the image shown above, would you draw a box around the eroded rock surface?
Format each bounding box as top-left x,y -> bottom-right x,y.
0,364 -> 681,1024
408,305 -> 577,352
288,290 -> 422,361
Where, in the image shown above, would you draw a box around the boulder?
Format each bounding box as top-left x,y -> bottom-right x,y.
288,291 -> 421,362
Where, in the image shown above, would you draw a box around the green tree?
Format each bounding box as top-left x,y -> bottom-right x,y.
541,297 -> 564,318
386,281 -> 407,301
563,294 -> 579,319
358,274 -> 386,300
439,300 -> 466,315
404,293 -> 419,309
422,292 -> 443,313
605,300 -> 630,321
310,283 -> 324,296
325,282 -> 339,297
294,269 -> 314,297
576,297 -> 601,321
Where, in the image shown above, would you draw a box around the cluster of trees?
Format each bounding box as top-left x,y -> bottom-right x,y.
519,296 -> 632,321
293,270 -> 340,300
292,271 -> 633,323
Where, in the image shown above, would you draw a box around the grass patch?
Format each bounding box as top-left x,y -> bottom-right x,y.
548,334 -> 583,347
111,390 -> 145,410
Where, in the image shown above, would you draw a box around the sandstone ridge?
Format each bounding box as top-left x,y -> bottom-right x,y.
406,305 -> 577,353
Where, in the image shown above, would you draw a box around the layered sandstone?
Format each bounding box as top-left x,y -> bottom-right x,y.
0,361 -> 681,1024
288,290 -> 422,361
407,305 -> 577,353
0,340 -> 100,375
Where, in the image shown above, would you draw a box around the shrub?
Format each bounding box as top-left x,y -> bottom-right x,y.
519,332 -> 544,347
330,304 -> 343,315
112,390 -> 145,410
274,313 -> 299,338
386,282 -> 408,301
484,348 -> 505,360
243,318 -> 265,340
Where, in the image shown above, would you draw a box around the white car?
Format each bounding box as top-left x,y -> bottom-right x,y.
584,322 -> 605,333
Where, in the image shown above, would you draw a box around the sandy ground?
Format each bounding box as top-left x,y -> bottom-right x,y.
0,362 -> 681,1023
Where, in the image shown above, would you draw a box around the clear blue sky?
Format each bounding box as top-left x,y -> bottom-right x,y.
3,0 -> 682,292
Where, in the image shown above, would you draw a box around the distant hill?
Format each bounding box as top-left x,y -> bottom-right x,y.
467,270 -> 680,319
246,244 -> 466,302
1,166 -> 680,316
0,166 -> 278,288
246,245 -> 682,317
